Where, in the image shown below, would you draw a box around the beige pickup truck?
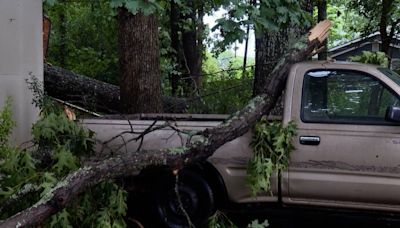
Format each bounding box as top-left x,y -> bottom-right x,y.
81,61 -> 400,227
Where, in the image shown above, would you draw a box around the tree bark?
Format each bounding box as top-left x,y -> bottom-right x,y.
169,0 -> 204,96
317,0 -> 328,60
59,0 -> 67,68
253,29 -> 291,97
170,0 -> 183,96
253,0 -> 313,114
43,16 -> 51,59
43,64 -> 187,113
117,8 -> 163,114
380,0 -> 394,56
181,0 -> 203,92
0,21 -> 330,228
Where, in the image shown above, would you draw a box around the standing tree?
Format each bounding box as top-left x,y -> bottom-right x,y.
253,0 -> 313,96
116,2 -> 164,113
59,0 -> 67,68
169,0 -> 205,96
317,0 -> 328,60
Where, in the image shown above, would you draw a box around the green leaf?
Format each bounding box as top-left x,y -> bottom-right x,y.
125,1 -> 139,14
43,0 -> 57,6
18,151 -> 36,176
168,146 -> 188,155
0,187 -> 15,198
50,209 -> 73,228
52,147 -> 78,175
109,0 -> 125,8
40,172 -> 58,197
248,219 -> 269,228
0,97 -> 15,145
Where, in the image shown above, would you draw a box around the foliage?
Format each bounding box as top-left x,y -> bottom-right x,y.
247,118 -> 296,196
110,0 -> 162,16
44,0 -> 119,85
211,0 -> 311,54
0,98 -> 38,217
208,211 -> 269,228
346,0 -> 400,36
349,51 -> 389,67
208,211 -> 238,228
325,1 -> 366,47
339,0 -> 400,55
26,76 -> 60,116
0,98 -> 15,145
0,82 -> 127,227
247,219 -> 270,228
188,52 -> 254,114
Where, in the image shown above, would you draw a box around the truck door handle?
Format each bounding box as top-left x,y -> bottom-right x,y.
299,136 -> 320,145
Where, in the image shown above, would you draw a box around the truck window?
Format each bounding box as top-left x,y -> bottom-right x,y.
302,70 -> 400,125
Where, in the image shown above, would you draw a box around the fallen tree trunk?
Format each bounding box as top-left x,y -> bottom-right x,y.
44,64 -> 188,113
0,20 -> 330,228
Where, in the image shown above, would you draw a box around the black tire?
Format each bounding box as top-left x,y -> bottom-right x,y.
151,170 -> 214,228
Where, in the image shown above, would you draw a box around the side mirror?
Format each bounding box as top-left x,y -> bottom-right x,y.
386,106 -> 400,122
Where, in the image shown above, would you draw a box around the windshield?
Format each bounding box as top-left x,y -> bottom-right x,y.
378,67 -> 400,86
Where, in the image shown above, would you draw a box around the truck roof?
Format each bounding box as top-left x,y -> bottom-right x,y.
294,60 -> 381,70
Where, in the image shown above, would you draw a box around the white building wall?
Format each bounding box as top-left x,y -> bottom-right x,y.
0,0 -> 43,145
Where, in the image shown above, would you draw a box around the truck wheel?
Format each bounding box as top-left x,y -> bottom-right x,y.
151,170 -> 214,228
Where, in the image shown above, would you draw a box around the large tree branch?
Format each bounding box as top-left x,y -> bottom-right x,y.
0,20 -> 331,228
44,64 -> 188,113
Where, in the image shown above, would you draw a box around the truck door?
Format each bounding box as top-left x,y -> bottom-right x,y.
286,66 -> 400,211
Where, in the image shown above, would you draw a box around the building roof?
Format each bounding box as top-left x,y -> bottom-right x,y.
329,32 -> 400,60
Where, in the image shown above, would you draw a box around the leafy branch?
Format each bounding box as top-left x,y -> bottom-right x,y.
247,118 -> 296,196
0,80 -> 128,227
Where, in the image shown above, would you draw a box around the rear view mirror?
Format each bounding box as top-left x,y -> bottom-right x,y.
386,106 -> 400,122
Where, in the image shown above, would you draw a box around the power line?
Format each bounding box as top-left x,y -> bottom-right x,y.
165,80 -> 253,111
178,61 -> 279,81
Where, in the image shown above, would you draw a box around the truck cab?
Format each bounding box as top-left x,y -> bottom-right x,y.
284,61 -> 400,212
210,61 -> 400,212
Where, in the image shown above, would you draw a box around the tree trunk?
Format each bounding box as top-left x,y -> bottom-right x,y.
169,0 -> 204,96
181,0 -> 203,93
380,0 -> 393,56
43,16 -> 51,59
59,0 -> 67,68
317,0 -> 328,60
253,0 -> 313,114
253,30 -> 290,97
117,8 -> 163,114
43,64 -> 188,113
0,21 -> 330,227
170,0 -> 182,96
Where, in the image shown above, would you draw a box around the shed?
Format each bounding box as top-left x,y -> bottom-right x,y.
329,32 -> 400,68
